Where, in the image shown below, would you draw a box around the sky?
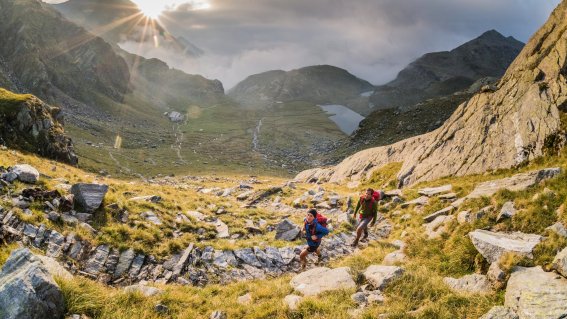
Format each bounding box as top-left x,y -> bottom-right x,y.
46,0 -> 561,89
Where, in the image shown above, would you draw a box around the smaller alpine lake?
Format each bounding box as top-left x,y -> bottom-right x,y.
319,104 -> 365,135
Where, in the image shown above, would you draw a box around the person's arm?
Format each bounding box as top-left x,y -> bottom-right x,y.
370,201 -> 378,226
314,223 -> 329,239
353,198 -> 361,215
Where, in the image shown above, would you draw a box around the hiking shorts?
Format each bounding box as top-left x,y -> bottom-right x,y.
357,217 -> 373,230
306,244 -> 320,253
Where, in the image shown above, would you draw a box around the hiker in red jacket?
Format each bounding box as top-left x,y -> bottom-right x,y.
350,188 -> 378,247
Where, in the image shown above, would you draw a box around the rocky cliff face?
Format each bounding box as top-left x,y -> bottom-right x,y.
0,88 -> 77,165
296,1 -> 567,187
370,30 -> 524,110
0,0 -> 130,104
229,65 -> 374,114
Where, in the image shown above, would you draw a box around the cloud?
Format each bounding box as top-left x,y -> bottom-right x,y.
119,0 -> 560,88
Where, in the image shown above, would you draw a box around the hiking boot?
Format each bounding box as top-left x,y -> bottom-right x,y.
350,240 -> 358,247
301,262 -> 306,270
360,237 -> 368,243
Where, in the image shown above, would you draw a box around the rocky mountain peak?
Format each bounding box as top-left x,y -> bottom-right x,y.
370,29 -> 524,109
296,0 -> 567,187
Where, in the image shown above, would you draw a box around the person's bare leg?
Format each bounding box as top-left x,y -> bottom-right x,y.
299,248 -> 309,269
352,224 -> 364,247
316,247 -> 322,264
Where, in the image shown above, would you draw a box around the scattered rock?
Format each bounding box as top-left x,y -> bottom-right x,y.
487,262 -> 507,288
283,294 -> 303,310
237,293 -> 252,305
547,222 -> 567,238
401,196 -> 429,208
213,219 -> 229,239
497,201 -> 517,221
480,306 -> 519,319
275,219 -> 300,241
155,303 -> 169,314
443,274 -> 492,294
363,265 -> 404,290
290,267 -> 356,296
469,230 -> 543,263
351,292 -> 367,305
210,310 -> 227,319
125,284 -> 164,297
382,251 -> 407,265
237,190 -> 254,201
140,211 -> 162,225
12,164 -> 40,183
71,183 -> 109,213
505,266 -> 567,319
553,247 -> 567,278
424,215 -> 454,239
423,206 -> 454,223
418,184 -> 452,197
0,248 -> 65,319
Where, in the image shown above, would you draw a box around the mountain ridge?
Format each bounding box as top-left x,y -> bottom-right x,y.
370,29 -> 524,110
296,2 -> 567,187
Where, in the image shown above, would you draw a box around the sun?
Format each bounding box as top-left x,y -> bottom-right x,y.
131,1 -> 211,19
133,1 -> 165,19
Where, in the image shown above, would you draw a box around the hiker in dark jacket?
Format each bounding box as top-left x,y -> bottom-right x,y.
350,188 -> 378,247
299,208 -> 329,269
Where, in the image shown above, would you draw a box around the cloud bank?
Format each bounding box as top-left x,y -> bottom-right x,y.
63,0 -> 565,88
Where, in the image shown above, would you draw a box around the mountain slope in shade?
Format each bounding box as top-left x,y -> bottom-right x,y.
370,30 -> 524,110
54,0 -> 204,57
296,1 -> 567,187
0,0 -> 130,105
228,65 -> 375,115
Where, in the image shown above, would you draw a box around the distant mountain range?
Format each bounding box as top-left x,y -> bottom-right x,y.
228,65 -> 375,115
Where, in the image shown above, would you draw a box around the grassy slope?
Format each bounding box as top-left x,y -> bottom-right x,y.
0,88 -> 33,114
2,144 -> 567,318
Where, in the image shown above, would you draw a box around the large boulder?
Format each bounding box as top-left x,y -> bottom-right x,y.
275,219 -> 300,241
553,247 -> 567,278
0,248 -> 65,319
469,230 -> 543,263
504,266 -> 567,319
11,164 -> 40,184
290,267 -> 356,296
71,183 -> 109,213
363,265 -> 404,290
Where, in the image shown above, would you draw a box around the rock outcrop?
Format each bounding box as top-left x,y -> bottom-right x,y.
504,266 -> 567,319
469,230 -> 543,263
0,88 -> 77,165
296,1 -> 567,187
0,248 -> 66,319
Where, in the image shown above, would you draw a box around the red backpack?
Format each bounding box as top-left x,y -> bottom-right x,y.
372,190 -> 385,201
315,213 -> 328,228
305,213 -> 328,241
